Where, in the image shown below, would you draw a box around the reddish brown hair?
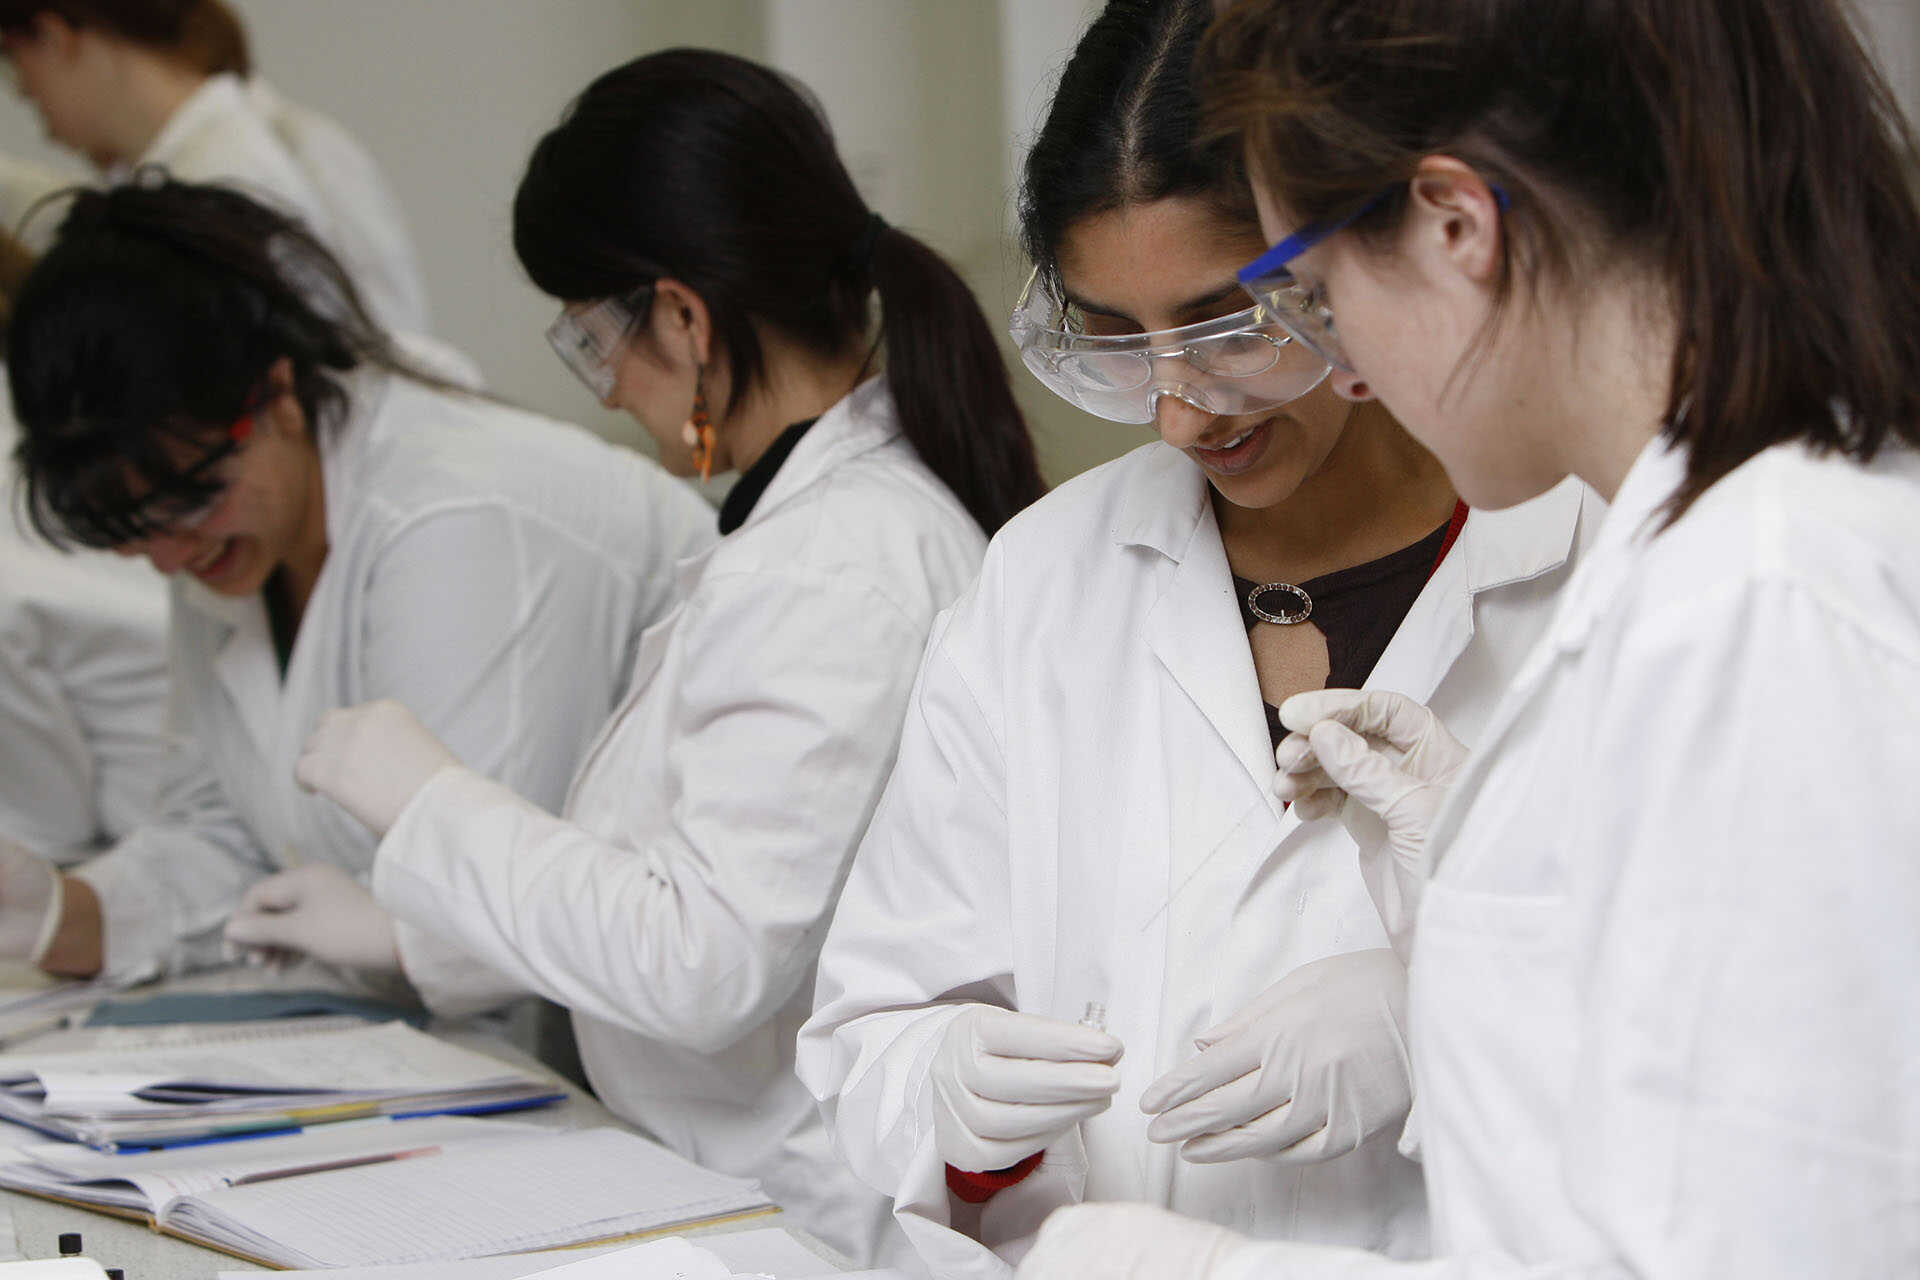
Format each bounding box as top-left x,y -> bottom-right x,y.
0,0 -> 248,76
1203,0 -> 1920,517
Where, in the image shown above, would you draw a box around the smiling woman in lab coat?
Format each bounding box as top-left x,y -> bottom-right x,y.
0,178 -> 712,992
795,2 -> 1599,1276
0,0 -> 428,332
1015,0 -> 1920,1277
226,50 -> 1046,1268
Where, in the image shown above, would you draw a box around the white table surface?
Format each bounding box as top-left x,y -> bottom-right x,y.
0,966 -> 835,1279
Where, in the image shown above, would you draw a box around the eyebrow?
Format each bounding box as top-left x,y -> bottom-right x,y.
1063,280 -> 1247,328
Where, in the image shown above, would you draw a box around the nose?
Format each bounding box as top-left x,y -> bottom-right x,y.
1153,393 -> 1218,450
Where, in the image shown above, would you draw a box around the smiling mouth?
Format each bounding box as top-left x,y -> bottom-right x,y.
186,539 -> 236,577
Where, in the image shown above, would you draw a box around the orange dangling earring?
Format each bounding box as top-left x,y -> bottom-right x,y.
679,370 -> 718,491
679,364 -> 716,484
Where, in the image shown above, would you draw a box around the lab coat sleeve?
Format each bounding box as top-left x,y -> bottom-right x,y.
372,566 -> 931,1050
354,502 -> 658,1013
74,742 -> 274,985
795,592 -> 1025,1270
1196,575 -> 1920,1279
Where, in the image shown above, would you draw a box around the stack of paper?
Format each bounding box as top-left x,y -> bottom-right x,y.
145,1127 -> 770,1267
0,1114 -> 530,1220
0,1020 -> 562,1150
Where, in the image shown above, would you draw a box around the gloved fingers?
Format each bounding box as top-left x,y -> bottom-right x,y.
1175,1101 -> 1334,1164
223,906 -> 307,952
971,1007 -> 1124,1064
948,1090 -> 1114,1143
1279,688 -> 1431,753
966,1052 -> 1121,1105
1304,720 -> 1422,818
1145,1067 -> 1277,1145
1289,787 -> 1344,822
1138,1034 -> 1264,1114
234,871 -> 308,915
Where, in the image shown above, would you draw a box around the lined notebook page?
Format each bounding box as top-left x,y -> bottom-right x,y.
0,1022 -> 530,1095
169,1128 -> 771,1268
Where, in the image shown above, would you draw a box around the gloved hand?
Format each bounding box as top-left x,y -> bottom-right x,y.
224,864 -> 400,971
1140,948 -> 1411,1164
1272,689 -> 1469,959
1017,1203 -> 1258,1280
932,1004 -> 1124,1174
296,699 -> 460,837
0,839 -> 62,964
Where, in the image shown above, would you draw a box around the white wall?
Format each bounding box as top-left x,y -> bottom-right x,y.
1857,0 -> 1920,129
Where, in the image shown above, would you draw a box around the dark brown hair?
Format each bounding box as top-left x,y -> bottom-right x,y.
1020,0 -> 1258,280
1203,0 -> 1920,517
0,0 -> 248,76
514,48 -> 1044,535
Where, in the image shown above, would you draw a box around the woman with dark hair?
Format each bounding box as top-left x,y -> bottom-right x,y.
798,1 -> 1596,1275
1019,0 -> 1920,1276
0,0 -> 428,331
0,177 -> 710,1001
233,49 -> 1042,1267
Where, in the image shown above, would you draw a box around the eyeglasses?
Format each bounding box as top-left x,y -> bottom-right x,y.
127,407 -> 262,540
546,287 -> 654,400
1008,268 -> 1331,425
1237,184 -> 1510,371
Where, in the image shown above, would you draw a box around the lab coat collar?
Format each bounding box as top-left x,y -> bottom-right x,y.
728,376 -> 900,534
1545,436 -> 1684,652
1112,443 -> 1212,561
1363,476 -> 1585,708
141,73 -> 249,168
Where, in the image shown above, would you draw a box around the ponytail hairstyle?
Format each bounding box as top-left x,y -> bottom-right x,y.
513,47 -> 1044,535
8,175 -> 450,548
1203,0 -> 1920,519
0,0 -> 250,76
1021,0 -> 1259,282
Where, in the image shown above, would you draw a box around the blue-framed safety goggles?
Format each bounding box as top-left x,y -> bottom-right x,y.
1237,184 -> 1510,371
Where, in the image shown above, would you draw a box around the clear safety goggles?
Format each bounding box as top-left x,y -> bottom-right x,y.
546,286 -> 654,400
1008,268 -> 1330,425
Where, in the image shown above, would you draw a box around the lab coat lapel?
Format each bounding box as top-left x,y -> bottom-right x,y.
1138,501 -> 1278,806
180,579 -> 283,765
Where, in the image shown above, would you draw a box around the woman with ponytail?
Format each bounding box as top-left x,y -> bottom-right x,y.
0,0 -> 428,331
240,49 -> 1041,1268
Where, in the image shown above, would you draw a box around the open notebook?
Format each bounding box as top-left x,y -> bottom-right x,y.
0,1113 -> 531,1221
180,1127 -> 769,1267
0,1020 -> 562,1149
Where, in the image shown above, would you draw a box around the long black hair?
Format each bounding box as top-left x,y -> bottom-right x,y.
512,47 -> 1043,535
9,174 -> 442,547
1020,0 -> 1258,279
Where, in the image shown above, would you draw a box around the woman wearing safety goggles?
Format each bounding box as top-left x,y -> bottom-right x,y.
800,2 -> 1601,1276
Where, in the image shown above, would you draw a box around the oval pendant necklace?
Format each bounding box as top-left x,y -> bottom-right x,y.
1246,580 -> 1313,625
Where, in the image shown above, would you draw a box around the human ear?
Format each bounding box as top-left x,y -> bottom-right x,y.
1404,156 -> 1505,286
1328,370 -> 1376,403
650,278 -> 713,370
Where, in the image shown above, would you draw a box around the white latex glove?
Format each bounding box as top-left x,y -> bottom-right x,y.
296,699 -> 460,837
932,1004 -> 1124,1174
1139,948 -> 1411,1164
0,838 -> 62,963
224,864 -> 400,971
1272,689 -> 1469,960
1017,1202 -> 1259,1280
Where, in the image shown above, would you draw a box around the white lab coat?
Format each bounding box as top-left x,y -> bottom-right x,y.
370,379 -> 987,1268
0,400 -> 173,865
1206,435 -> 1920,1280
0,74 -> 427,333
797,442 -> 1601,1280
74,366 -> 715,988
